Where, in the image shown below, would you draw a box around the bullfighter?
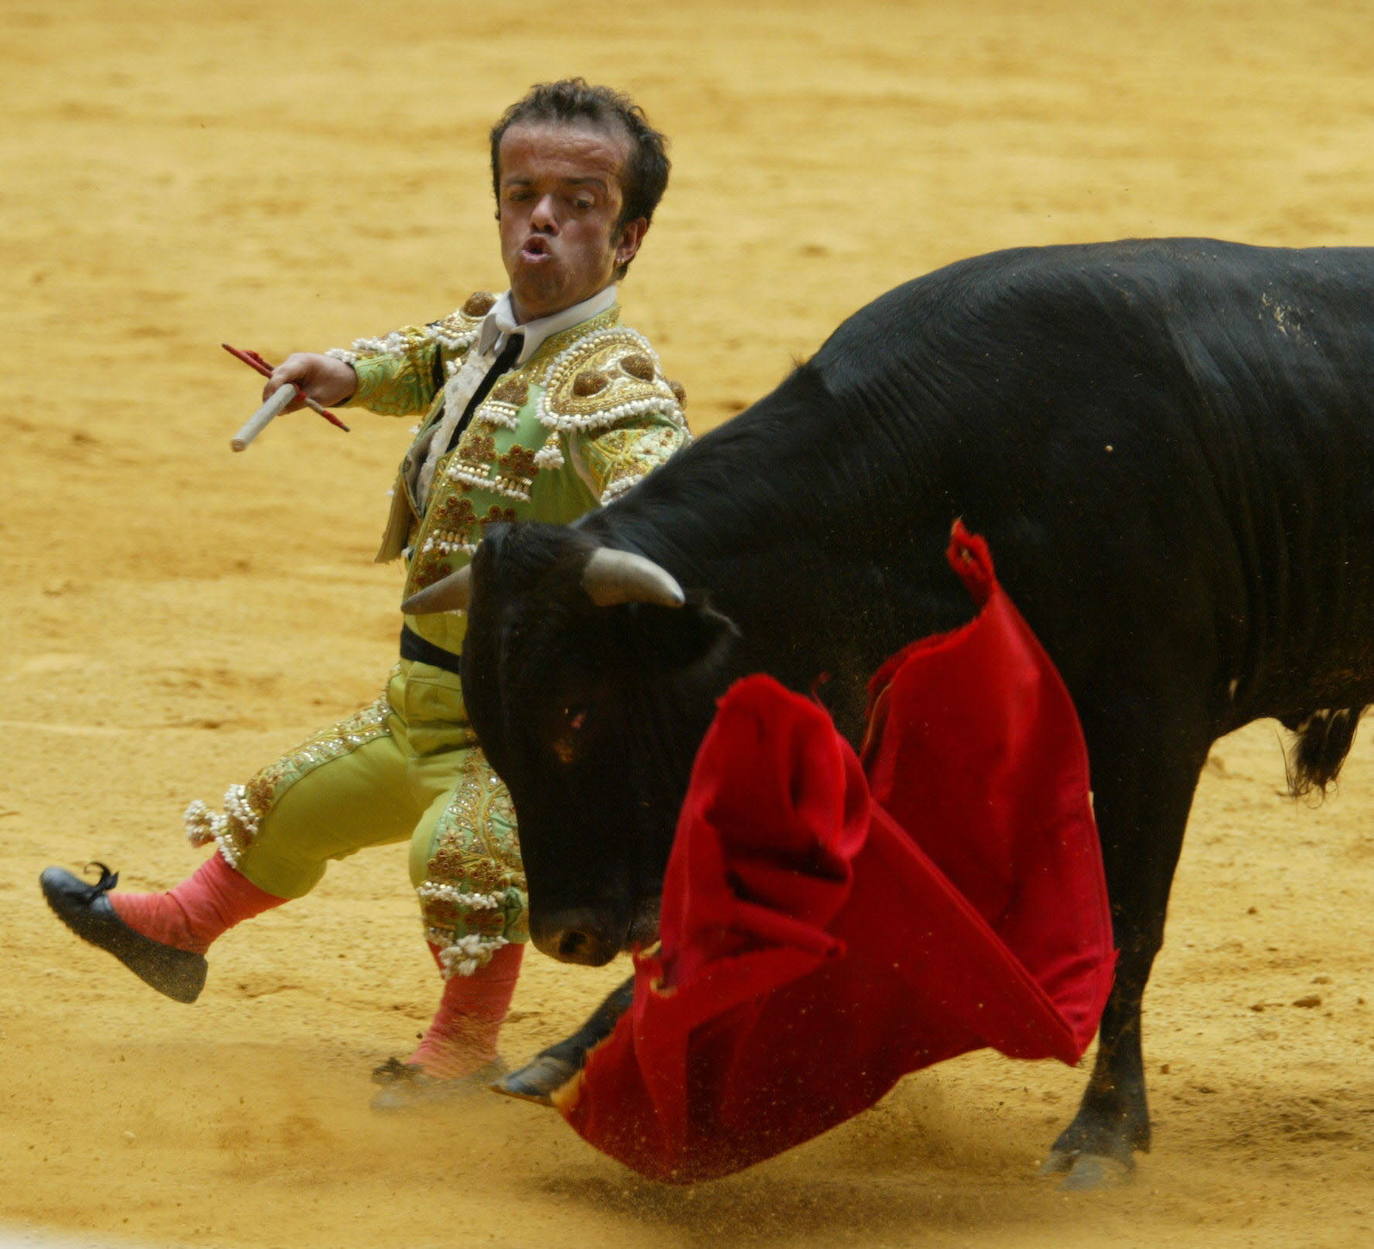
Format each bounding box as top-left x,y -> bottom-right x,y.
41,77 -> 689,1110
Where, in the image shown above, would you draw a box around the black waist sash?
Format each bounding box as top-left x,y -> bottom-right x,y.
400,625 -> 463,676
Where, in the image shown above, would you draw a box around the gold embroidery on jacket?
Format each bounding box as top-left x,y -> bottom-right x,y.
540,328 -> 687,434
398,307 -> 687,598
498,444 -> 539,480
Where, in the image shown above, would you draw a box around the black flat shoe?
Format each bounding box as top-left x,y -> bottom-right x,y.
39,863 -> 207,1004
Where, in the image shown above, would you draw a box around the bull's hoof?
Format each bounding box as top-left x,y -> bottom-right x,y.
369,1056 -> 508,1112
490,1053 -> 579,1106
1038,1149 -> 1134,1190
39,864 -> 207,1004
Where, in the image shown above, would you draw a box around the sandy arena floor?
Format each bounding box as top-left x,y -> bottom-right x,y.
3,2 -> 1372,1246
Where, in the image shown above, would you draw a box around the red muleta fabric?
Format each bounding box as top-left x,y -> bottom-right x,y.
556,522 -> 1117,1182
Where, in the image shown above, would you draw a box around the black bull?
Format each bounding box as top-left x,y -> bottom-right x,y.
410,238 -> 1374,1180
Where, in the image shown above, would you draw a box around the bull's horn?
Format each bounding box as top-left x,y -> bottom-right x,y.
582,549 -> 685,608
402,565 -> 473,615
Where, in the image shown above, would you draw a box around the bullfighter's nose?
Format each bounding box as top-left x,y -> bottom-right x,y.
536,909 -> 621,966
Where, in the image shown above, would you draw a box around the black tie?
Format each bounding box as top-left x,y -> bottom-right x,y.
446,333 -> 524,454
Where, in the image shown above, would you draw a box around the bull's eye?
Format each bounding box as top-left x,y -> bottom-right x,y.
552,705 -> 588,765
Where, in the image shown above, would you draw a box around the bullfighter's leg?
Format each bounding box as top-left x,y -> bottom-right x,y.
371,748 -> 528,1109
378,748 -> 637,1109
40,688 -> 418,1002
1040,702 -> 1210,1189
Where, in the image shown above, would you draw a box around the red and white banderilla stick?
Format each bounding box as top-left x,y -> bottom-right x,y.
223,342 -> 351,452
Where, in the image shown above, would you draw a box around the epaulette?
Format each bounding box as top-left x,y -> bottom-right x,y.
537,326 -> 687,435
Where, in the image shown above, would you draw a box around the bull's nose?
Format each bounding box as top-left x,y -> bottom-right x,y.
553,928 -> 617,965
535,909 -> 622,966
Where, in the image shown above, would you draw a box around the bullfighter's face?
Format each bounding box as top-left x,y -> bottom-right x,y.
496,120 -> 647,324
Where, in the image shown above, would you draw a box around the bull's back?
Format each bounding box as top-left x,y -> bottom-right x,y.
816,239 -> 1374,724
608,239 -> 1374,735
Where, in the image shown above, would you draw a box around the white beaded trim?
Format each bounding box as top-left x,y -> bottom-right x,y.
435,933 -> 510,978
600,473 -> 645,504
418,534 -> 474,558
473,406 -> 520,431
326,317 -> 480,365
542,394 -> 686,434
417,881 -> 503,910
184,789 -> 252,868
444,464 -> 531,502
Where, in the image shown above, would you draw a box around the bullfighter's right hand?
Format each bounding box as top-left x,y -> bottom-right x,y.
264,353 -> 357,410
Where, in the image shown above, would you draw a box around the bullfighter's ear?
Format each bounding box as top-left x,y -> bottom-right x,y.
630,596 -> 739,673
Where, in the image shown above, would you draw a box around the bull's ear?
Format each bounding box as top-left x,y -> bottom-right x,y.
402,565 -> 472,615
630,597 -> 739,673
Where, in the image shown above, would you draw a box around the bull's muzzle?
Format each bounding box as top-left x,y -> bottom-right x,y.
535,908 -> 623,967
534,897 -> 661,966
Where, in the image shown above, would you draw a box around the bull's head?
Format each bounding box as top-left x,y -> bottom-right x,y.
405,523 -> 738,965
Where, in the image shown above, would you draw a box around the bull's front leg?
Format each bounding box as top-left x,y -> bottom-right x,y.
1040,940 -> 1157,1188
493,974 -> 634,1104
1040,705 -> 1208,1189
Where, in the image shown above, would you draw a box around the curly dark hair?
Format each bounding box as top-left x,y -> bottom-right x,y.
490,78 -> 671,277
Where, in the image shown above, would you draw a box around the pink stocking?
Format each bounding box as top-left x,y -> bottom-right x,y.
110,853 -> 286,955
407,942 -> 525,1078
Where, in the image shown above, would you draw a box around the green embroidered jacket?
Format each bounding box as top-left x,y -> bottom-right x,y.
329,293 -> 690,659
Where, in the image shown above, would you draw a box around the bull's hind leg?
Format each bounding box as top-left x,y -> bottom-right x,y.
1040,706 -> 1211,1190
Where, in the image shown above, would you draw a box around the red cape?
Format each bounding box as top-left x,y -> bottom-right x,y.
557,523 -> 1116,1182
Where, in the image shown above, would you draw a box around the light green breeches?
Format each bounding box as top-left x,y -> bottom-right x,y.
182,659 -> 527,975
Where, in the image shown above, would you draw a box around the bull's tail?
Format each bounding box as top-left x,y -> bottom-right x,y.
1281,706 -> 1366,798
